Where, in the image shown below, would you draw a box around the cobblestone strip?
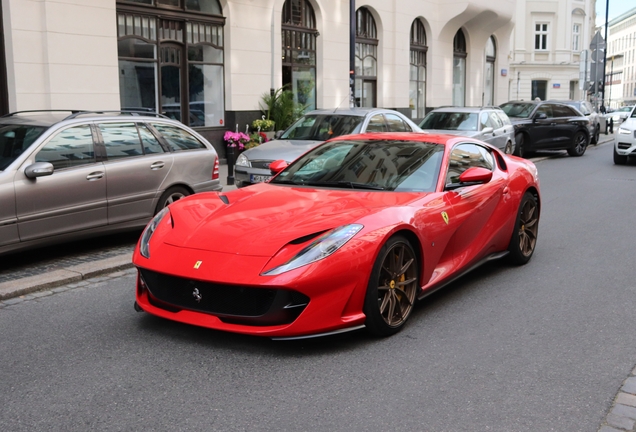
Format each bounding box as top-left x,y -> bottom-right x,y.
0,268 -> 137,309
599,366 -> 636,432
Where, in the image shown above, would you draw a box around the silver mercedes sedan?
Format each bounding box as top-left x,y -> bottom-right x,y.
234,108 -> 422,187
0,110 -> 222,256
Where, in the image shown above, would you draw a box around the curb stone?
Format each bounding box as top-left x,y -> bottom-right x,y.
599,368 -> 636,431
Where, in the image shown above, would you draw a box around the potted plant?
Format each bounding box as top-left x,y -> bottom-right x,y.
259,86 -> 307,136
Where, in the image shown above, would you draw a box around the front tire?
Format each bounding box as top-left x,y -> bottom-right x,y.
567,131 -> 588,157
155,186 -> 190,214
364,235 -> 419,337
614,147 -> 628,165
507,192 -> 539,265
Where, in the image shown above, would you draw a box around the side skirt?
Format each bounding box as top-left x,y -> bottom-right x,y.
417,251 -> 509,301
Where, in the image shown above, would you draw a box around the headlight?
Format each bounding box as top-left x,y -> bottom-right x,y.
262,224 -> 363,276
139,207 -> 170,259
236,153 -> 251,167
618,127 -> 631,135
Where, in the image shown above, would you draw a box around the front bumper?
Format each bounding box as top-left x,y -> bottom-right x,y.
615,130 -> 636,156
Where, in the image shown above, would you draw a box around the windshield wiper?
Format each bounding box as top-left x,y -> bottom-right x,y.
270,179 -> 302,185
299,181 -> 385,190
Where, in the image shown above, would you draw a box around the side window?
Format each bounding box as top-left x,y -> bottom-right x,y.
366,114 -> 387,132
496,111 -> 512,126
536,104 -> 553,118
479,112 -> 489,129
99,123 -> 143,160
152,123 -> 206,151
385,114 -> 411,132
446,143 -> 494,185
489,112 -> 503,129
35,125 -> 95,170
138,124 -> 164,154
553,105 -> 577,117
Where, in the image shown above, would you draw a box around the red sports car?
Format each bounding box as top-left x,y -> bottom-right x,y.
133,132 -> 540,339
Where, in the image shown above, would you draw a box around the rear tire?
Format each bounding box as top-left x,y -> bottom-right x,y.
364,235 -> 419,337
567,131 -> 588,157
614,147 -> 628,165
591,125 -> 600,144
513,133 -> 525,157
507,192 -> 539,266
155,186 -> 190,214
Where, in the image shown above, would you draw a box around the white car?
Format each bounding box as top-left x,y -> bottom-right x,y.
614,106 -> 636,165
607,106 -> 635,126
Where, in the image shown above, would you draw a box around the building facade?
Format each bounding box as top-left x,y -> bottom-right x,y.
604,6 -> 636,109
1,0 -> 515,157
508,0 -> 596,102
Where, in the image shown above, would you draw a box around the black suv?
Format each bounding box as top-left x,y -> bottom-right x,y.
499,100 -> 591,158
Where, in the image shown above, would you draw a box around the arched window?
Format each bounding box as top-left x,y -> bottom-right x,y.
410,19 -> 427,118
484,36 -> 496,106
452,29 -> 467,107
355,7 -> 378,107
116,0 -> 225,128
282,0 -> 317,111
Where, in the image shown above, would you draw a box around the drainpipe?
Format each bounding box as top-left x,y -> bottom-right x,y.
349,0 -> 355,107
271,6 -> 276,96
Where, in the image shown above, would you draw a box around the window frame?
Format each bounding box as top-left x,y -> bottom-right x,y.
534,22 -> 549,51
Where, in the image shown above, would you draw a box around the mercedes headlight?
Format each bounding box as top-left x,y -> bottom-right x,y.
262,224 -> 363,276
236,153 -> 251,167
618,127 -> 631,135
139,207 -> 170,259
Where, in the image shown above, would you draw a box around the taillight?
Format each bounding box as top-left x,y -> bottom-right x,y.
213,156 -> 219,180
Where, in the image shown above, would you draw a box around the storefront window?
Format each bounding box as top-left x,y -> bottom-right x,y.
453,29 -> 467,107
484,36 -> 496,106
355,7 -> 378,107
410,19 -> 427,118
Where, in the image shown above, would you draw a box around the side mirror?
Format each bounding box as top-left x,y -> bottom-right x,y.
24,162 -> 54,179
534,112 -> 548,121
275,130 -> 284,139
481,127 -> 494,134
269,159 -> 288,174
458,167 -> 493,184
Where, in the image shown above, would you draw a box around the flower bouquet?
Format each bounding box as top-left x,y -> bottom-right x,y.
223,130 -> 250,151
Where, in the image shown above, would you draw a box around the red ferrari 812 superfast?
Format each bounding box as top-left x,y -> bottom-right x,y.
133,132 -> 540,339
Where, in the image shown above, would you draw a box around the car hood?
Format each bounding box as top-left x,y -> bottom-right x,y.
242,139 -> 324,163
421,129 -> 480,138
163,183 -> 423,256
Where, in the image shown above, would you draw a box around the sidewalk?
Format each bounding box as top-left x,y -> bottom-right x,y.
0,133 -> 616,300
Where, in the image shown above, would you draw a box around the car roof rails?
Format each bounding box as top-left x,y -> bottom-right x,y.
1,109 -> 82,118
1,109 -> 169,120
64,110 -> 169,120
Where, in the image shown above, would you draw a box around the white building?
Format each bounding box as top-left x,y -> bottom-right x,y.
604,6 -> 636,108
508,0 -> 597,102
1,0 -> 515,156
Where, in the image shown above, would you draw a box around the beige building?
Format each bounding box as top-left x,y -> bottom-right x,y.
1,0 -> 515,156
509,0 -> 597,102
604,6 -> 636,108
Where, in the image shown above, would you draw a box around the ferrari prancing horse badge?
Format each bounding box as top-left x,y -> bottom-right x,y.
441,211 -> 449,225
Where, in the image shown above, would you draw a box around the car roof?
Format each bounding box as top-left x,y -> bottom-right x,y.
428,106 -> 502,113
305,107 -> 405,117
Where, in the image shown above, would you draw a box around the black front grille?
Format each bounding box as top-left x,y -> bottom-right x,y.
250,160 -> 273,170
139,269 -> 309,326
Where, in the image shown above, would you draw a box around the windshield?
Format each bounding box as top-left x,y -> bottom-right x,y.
419,112 -> 478,131
618,106 -> 633,112
0,125 -> 47,170
500,103 -> 536,118
280,114 -> 364,141
270,139 -> 444,192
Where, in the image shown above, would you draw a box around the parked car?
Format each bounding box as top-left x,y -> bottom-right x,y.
613,106 -> 636,165
133,132 -> 540,339
607,105 -> 635,125
550,100 -> 602,144
0,110 -> 222,256
234,108 -> 422,187
499,100 -> 591,158
419,106 -> 516,154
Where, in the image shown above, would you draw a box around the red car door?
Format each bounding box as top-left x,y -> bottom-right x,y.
442,143 -> 512,271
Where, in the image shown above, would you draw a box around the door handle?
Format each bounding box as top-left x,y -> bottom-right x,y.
150,162 -> 165,170
86,171 -> 104,180
550,122 -> 557,126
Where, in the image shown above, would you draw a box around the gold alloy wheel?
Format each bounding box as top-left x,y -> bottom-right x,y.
377,243 -> 418,327
518,198 -> 539,257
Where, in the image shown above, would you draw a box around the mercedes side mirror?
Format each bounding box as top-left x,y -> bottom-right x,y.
275,130 -> 284,139
24,162 -> 54,179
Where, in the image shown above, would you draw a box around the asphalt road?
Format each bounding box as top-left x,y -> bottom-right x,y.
1,141 -> 635,431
